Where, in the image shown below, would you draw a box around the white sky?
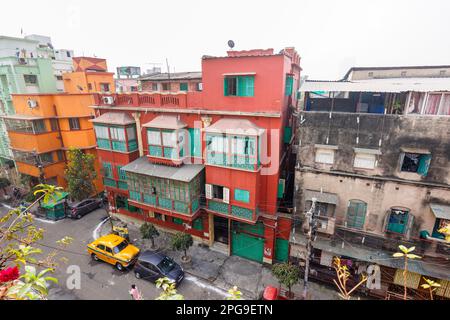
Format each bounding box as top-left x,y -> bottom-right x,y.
2,0 -> 450,80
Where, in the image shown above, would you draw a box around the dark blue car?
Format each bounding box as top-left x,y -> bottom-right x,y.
134,251 -> 184,287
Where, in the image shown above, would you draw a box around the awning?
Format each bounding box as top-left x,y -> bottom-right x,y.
122,157 -> 204,182
430,203 -> 450,220
2,114 -> 47,120
204,118 -> 265,136
401,147 -> 431,155
142,115 -> 187,130
304,190 -> 339,205
90,112 -> 136,126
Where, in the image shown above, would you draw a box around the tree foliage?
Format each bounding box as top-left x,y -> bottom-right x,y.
65,148 -> 97,201
155,277 -> 184,300
140,223 -> 159,248
170,232 -> 193,260
0,184 -> 72,300
333,257 -> 367,300
271,262 -> 300,297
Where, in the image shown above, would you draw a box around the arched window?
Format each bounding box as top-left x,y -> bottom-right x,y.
346,200 -> 367,229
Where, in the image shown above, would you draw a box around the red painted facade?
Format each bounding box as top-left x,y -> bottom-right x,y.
92,47 -> 301,264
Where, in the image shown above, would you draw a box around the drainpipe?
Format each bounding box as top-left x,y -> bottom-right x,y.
133,112 -> 144,157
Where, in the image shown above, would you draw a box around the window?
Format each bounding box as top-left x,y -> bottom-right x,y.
432,218 -> 449,239
130,86 -> 138,92
213,185 -> 224,200
40,152 -> 53,164
147,129 -> 161,145
102,162 -> 113,178
180,83 -> 188,91
368,72 -> 374,78
100,83 -> 110,92
94,125 -> 109,139
56,75 -> 63,81
315,148 -> 335,164
207,135 -> 228,153
407,92 -> 426,114
346,200 -> 367,229
189,128 -> 201,157
152,83 -> 158,91
32,120 -> 47,133
56,150 -> 64,161
224,76 -> 254,97
126,126 -> 136,141
354,152 -> 377,169
285,75 -> 294,96
69,118 -> 80,130
115,195 -> 128,209
234,189 -> 250,203
400,152 -> 431,176
97,244 -> 106,251
110,127 -> 125,141
50,119 -> 59,131
424,93 -> 442,115
196,83 -> 203,91
117,166 -> 127,180
66,51 -> 71,58
24,74 -> 37,85
162,130 -> 177,147
440,70 -> 446,76
162,83 -> 170,91
401,71 -> 407,77
88,83 -> 93,91
386,208 -> 410,234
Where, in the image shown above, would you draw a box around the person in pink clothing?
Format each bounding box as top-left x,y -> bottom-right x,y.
129,284 -> 143,300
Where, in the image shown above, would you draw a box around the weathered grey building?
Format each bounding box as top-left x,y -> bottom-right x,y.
291,66 -> 450,300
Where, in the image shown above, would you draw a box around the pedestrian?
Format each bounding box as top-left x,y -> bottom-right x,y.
129,284 -> 143,300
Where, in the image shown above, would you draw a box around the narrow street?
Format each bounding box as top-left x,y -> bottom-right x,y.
0,205 -> 229,300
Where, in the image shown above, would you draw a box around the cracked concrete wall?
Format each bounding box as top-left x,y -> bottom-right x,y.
294,112 -> 450,238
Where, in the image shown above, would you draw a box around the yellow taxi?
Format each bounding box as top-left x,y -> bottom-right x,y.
87,234 -> 140,271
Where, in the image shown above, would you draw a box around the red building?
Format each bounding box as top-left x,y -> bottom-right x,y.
91,47 -> 301,264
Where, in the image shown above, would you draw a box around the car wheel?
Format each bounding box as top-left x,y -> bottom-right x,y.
76,214 -> 82,219
116,263 -> 124,271
92,254 -> 99,261
135,272 -> 141,279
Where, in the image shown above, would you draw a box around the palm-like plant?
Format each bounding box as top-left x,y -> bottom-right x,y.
227,286 -> 243,300
6,266 -> 57,300
393,245 -> 421,300
332,257 -> 367,300
438,223 -> 450,242
421,277 -> 441,300
155,277 -> 184,300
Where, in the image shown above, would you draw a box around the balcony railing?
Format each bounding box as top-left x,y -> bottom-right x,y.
93,92 -> 204,109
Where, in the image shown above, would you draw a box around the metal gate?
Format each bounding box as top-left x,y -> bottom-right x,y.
231,221 -> 264,263
275,238 -> 289,262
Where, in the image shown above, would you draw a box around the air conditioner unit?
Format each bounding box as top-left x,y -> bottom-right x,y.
102,96 -> 115,105
27,99 -> 38,109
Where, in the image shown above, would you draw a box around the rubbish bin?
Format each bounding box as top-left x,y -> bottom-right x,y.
263,286 -> 278,300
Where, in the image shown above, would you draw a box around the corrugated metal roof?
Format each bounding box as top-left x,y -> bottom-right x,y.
204,118 -> 265,136
142,115 -> 187,130
90,112 -> 135,125
299,77 -> 450,93
430,203 -> 450,220
121,157 -> 204,182
139,72 -> 202,81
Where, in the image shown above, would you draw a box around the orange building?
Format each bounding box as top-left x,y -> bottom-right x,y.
3,57 -> 115,191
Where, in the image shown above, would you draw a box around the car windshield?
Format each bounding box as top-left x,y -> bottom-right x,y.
157,257 -> 176,273
113,240 -> 129,254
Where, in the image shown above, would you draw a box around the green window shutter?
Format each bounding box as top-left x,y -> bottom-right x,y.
284,127 -> 292,143
234,189 -> 250,203
117,166 -> 127,180
193,217 -> 203,231
173,217 -> 184,225
180,83 -> 188,91
224,78 -> 229,96
237,76 -> 255,97
277,179 -> 285,199
102,163 -> 113,178
189,128 -> 201,157
285,75 -> 293,96
346,201 -> 367,229
417,154 -> 432,176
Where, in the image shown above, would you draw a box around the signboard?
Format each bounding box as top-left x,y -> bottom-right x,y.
117,66 -> 141,77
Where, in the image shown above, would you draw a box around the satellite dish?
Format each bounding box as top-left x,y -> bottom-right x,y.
228,40 -> 235,50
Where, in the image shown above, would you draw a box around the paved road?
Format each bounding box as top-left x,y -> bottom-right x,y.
1,205 -> 229,300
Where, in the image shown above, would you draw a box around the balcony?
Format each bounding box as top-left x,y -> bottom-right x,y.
93,92 -> 203,109
16,161 -> 65,180
206,199 -> 258,223
9,131 -> 61,153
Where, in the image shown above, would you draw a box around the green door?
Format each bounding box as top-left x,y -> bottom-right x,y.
275,238 -> 289,262
232,231 -> 264,263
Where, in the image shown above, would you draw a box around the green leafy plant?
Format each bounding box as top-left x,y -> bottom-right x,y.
140,223 -> 159,248
155,277 -> 184,300
421,277 -> 441,300
65,148 -> 97,201
332,257 -> 367,300
271,262 -> 300,299
393,245 -> 421,300
438,223 -> 450,242
170,232 -> 193,262
0,184 -> 68,300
